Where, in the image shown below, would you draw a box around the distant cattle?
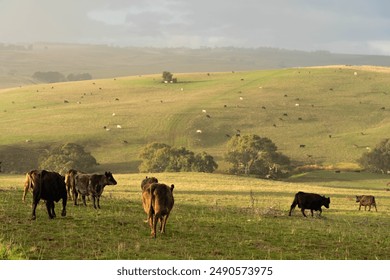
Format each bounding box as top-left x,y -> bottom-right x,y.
141,176 -> 158,191
289,191 -> 330,217
31,170 -> 67,220
142,183 -> 174,238
356,195 -> 377,211
74,172 -> 117,209
22,169 -> 40,202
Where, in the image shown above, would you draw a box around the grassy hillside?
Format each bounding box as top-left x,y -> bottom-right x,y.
0,66 -> 389,173
2,43 -> 390,89
1,172 -> 389,260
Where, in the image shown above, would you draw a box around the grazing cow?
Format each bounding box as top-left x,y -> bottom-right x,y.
141,176 -> 158,191
22,169 -> 40,202
142,183 -> 174,238
31,170 -> 67,220
74,172 -> 117,209
356,195 -> 377,211
289,191 -> 330,217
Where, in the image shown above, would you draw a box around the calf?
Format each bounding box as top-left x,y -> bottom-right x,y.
31,170 -> 67,220
289,191 -> 330,217
142,183 -> 174,238
356,195 -> 377,211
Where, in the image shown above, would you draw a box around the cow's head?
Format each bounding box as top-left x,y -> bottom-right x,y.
322,196 -> 330,208
355,195 -> 363,202
105,172 -> 117,185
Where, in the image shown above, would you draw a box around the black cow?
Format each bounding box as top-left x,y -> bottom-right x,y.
74,172 -> 117,209
356,195 -> 377,211
289,191 -> 330,217
31,170 -> 67,220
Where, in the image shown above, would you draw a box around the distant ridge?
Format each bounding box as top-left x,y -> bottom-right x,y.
1,43 -> 390,88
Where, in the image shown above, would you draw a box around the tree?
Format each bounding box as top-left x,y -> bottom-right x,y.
39,143 -> 98,174
162,71 -> 176,83
358,138 -> 390,173
138,142 -> 217,173
193,151 -> 219,173
32,71 -> 66,83
225,134 -> 290,178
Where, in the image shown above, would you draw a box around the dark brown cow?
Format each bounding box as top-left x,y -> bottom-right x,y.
22,169 -> 40,202
356,195 -> 377,211
289,191 -> 330,217
31,170 -> 67,220
141,176 -> 158,191
142,183 -> 174,238
74,172 -> 117,209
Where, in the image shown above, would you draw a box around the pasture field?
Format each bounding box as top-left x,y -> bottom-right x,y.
1,172 -> 390,260
1,66 -> 389,173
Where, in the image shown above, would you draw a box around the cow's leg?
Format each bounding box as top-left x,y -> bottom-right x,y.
358,204 -> 362,211
318,209 -> 322,217
368,205 -> 371,211
97,196 -> 101,209
310,209 -> 314,217
46,200 -> 55,219
374,205 -> 378,212
301,208 -> 307,217
31,201 -> 39,220
151,214 -> 158,238
82,195 -> 87,206
92,196 -> 97,209
74,191 -> 78,206
161,213 -> 170,234
31,191 -> 40,220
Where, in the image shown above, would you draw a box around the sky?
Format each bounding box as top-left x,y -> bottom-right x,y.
1,0 -> 390,55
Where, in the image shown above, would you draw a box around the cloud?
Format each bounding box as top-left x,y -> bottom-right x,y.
0,0 -> 389,54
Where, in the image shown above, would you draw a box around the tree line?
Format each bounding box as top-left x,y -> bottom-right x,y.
32,71 -> 92,83
4,136 -> 389,177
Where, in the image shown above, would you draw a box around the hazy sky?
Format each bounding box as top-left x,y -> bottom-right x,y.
1,0 -> 390,55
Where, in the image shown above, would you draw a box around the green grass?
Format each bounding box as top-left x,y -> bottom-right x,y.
1,67 -> 390,173
1,172 -> 390,260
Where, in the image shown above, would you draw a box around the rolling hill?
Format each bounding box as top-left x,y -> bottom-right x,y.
1,66 -> 389,173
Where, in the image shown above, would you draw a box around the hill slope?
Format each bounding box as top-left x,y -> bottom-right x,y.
0,66 -> 389,173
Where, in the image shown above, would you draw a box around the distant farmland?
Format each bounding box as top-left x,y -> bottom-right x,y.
0,66 -> 389,174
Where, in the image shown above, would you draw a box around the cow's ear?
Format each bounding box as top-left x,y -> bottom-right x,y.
170,184 -> 175,191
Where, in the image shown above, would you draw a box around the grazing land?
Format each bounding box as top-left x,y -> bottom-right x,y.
1,172 -> 390,260
1,66 -> 389,173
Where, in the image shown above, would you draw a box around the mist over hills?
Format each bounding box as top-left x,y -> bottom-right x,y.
1,43 -> 390,89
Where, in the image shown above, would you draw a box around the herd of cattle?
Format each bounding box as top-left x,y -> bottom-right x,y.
22,169 -> 378,238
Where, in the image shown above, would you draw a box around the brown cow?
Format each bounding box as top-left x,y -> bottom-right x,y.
31,170 -> 67,220
356,195 -> 377,211
22,169 -> 40,202
65,169 -> 79,201
142,183 -> 174,238
141,176 -> 158,191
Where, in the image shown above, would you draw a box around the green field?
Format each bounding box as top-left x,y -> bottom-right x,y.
1,171 -> 389,260
1,66 -> 389,173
